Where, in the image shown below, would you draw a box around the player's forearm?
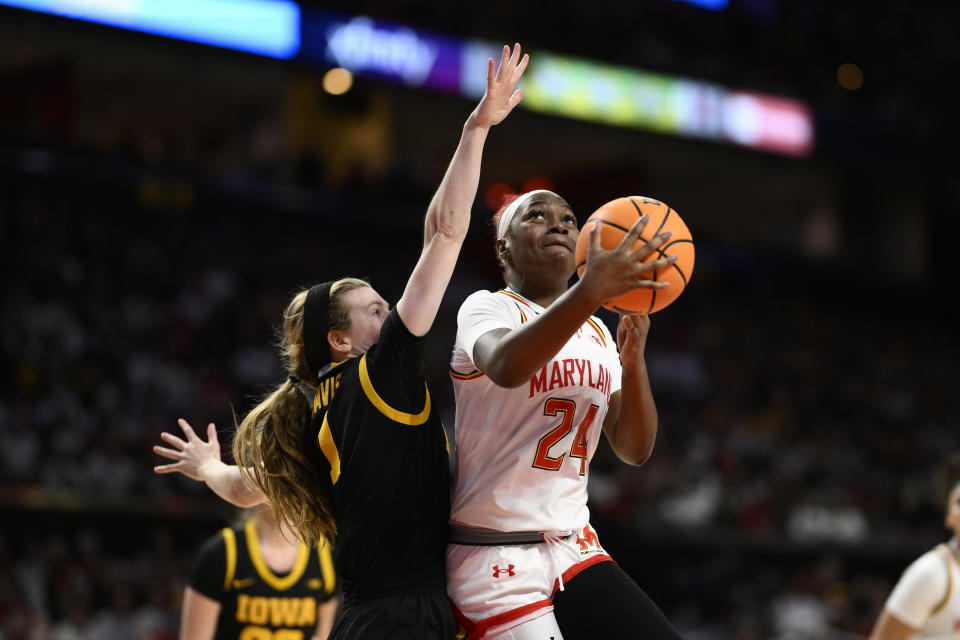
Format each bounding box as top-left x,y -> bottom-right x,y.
398,119 -> 490,336
423,117 -> 490,244
198,460 -> 266,508
313,597 -> 339,640
869,610 -> 920,640
609,367 -> 658,465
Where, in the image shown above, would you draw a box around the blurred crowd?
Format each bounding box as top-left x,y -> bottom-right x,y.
0,522 -> 192,640
2,156 -> 956,638
2,2 -> 958,636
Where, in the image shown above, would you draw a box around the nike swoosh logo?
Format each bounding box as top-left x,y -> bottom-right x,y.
232,578 -> 255,589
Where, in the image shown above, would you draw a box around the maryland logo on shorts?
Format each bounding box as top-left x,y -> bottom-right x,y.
575,525 -> 601,556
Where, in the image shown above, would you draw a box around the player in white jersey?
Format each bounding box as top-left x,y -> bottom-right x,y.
871,453 -> 960,640
447,190 -> 682,639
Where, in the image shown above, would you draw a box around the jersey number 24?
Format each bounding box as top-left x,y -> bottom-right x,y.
532,398 -> 599,476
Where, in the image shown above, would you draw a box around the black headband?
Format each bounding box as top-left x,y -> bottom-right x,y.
303,281 -> 336,377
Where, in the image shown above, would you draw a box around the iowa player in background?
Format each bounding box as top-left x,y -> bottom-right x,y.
869,452 -> 960,640
183,503 -> 338,640
155,424 -> 339,639
155,44 -> 529,639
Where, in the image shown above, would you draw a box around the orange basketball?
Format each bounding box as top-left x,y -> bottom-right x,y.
574,196 -> 694,314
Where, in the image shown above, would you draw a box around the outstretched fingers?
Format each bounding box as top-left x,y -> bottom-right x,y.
153,445 -> 185,461
506,43 -> 528,81
493,44 -> 528,90
637,276 -> 671,290
178,417 -> 199,441
585,220 -> 603,261
631,232 -> 676,290
631,230 -> 672,260
160,431 -> 187,450
153,462 -> 184,474
475,43 -> 530,127
514,51 -> 530,80
615,215 -> 650,252
496,44 -> 511,82
639,253 -> 678,275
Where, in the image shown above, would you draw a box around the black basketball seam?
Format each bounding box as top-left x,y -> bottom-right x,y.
591,219 -> 652,245
595,219 -> 629,234
660,238 -> 691,285
648,268 -> 658,313
668,262 -> 688,286
654,247 -> 689,285
653,207 -> 673,238
662,238 -> 693,249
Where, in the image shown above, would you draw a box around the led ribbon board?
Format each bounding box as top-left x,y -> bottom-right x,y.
1,2 -> 812,155
461,43 -> 813,157
0,0 -> 301,58
299,12 -> 462,91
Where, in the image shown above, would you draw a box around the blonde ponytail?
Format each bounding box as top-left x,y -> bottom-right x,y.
231,278 -> 370,544
233,377 -> 336,543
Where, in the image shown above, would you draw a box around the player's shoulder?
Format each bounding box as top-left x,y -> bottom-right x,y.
904,545 -> 950,580
458,289 -> 512,313
461,288 -> 497,305
193,525 -> 235,565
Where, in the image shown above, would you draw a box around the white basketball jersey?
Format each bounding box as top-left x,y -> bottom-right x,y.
885,540 -> 960,639
449,288 -> 622,532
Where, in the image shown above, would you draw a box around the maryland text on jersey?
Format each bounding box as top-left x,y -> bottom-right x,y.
528,358 -> 614,400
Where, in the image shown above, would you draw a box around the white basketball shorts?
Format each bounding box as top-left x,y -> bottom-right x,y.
447,524 -> 613,639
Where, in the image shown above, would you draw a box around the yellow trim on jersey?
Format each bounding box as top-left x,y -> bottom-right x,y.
317,413 -> 341,485
245,517 -> 310,592
497,289 -> 533,309
222,527 -> 237,592
359,354 -> 431,425
317,539 -> 336,596
586,318 -> 607,347
449,368 -> 484,380
441,423 -> 450,454
931,544 -> 954,615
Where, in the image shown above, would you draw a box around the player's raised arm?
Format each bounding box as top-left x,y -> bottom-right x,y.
396,43 -> 529,337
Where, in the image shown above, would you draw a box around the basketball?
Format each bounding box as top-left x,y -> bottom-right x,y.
574,196 -> 694,314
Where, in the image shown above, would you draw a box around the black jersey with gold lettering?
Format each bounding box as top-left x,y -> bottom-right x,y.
189,517 -> 337,640
306,308 -> 451,598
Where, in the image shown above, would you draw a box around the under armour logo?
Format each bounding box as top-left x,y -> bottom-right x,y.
492,564 -> 515,578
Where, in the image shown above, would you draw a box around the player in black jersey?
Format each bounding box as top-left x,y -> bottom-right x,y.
183,504 -> 338,640
155,44 -> 530,639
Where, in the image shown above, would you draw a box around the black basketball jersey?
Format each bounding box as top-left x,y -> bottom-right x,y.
190,517 -> 337,640
306,308 -> 451,597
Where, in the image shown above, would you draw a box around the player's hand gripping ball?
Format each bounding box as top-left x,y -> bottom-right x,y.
574,196 -> 694,314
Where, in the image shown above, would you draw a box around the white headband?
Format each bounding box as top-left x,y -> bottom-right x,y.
496,190 -> 558,240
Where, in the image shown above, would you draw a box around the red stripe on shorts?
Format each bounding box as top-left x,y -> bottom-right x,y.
449,596 -> 554,640
551,553 -> 615,596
